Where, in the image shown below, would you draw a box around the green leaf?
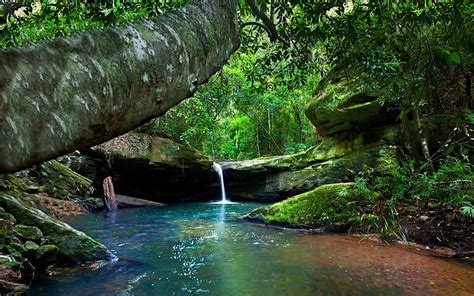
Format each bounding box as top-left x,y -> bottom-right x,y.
449,51 -> 461,64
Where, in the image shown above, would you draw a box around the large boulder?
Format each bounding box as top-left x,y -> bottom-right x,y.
0,193 -> 108,263
305,68 -> 398,136
243,182 -> 379,231
89,133 -> 214,203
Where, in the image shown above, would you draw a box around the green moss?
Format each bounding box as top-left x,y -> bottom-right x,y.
14,224 -> 43,242
36,244 -> 59,259
247,183 -> 380,229
305,68 -> 397,136
0,219 -> 14,246
24,240 -> 39,251
6,243 -> 27,256
0,208 -> 16,224
0,193 -> 108,263
39,160 -> 92,198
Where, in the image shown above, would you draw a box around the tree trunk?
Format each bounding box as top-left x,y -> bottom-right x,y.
102,176 -> 118,212
0,0 -> 240,173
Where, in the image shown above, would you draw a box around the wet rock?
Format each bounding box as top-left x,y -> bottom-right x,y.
0,193 -> 108,263
35,245 -> 59,270
0,280 -> 27,295
14,225 -> 43,243
88,133 -> 214,203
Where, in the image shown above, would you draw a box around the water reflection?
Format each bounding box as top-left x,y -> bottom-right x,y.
30,203 -> 474,295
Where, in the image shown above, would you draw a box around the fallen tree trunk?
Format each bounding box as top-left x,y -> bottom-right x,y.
116,194 -> 166,208
0,0 -> 240,173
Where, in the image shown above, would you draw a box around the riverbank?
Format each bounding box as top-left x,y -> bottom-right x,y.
243,183 -> 474,255
0,160 -> 109,294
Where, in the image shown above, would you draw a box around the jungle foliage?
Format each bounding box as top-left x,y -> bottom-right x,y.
1,1 -> 472,218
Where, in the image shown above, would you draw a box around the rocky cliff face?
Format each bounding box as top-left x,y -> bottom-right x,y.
89,133 -> 216,203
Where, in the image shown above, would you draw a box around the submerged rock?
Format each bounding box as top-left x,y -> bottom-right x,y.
0,193 -> 108,263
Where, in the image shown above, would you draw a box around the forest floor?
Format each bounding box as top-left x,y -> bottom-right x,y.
395,199 -> 474,253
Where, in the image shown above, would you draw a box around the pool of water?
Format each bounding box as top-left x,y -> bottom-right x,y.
29,202 -> 474,295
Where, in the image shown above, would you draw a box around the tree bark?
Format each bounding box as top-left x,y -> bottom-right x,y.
0,0 -> 240,173
103,176 -> 118,212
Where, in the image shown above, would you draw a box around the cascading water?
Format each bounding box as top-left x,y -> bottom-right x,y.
211,162 -> 235,204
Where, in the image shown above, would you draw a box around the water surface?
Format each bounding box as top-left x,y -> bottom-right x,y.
30,203 -> 474,295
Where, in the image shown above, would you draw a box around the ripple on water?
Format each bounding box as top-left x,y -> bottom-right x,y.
30,203 -> 474,296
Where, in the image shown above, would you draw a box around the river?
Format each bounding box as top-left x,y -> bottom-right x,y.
29,202 -> 474,295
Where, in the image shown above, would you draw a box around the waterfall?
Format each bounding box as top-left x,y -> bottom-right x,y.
212,162 -> 234,204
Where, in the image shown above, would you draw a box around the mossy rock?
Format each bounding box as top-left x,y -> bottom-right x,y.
228,145 -> 396,201
6,243 -> 27,256
24,241 -> 39,252
39,160 -> 93,199
35,245 -> 59,269
306,68 -> 398,136
244,183 -> 379,230
0,193 -> 108,263
0,219 -> 13,247
0,208 -> 16,224
14,224 -> 43,242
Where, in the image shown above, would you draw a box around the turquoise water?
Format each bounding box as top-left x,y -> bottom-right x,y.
29,203 -> 474,295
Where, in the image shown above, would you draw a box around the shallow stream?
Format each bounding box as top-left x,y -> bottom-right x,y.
30,202 -> 474,295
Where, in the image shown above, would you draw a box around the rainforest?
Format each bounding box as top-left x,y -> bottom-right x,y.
0,0 -> 473,295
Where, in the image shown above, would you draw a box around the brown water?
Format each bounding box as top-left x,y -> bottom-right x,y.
29,203 -> 474,295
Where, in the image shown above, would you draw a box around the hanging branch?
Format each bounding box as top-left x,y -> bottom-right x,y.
242,0 -> 290,47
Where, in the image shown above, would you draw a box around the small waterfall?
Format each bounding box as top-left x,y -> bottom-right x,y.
212,162 -> 234,204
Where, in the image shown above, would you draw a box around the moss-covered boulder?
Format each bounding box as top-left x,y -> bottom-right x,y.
6,243 -> 27,257
35,245 -> 59,270
14,225 -> 43,243
38,160 -> 93,199
305,68 -> 398,136
243,183 -> 379,231
0,193 -> 108,263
